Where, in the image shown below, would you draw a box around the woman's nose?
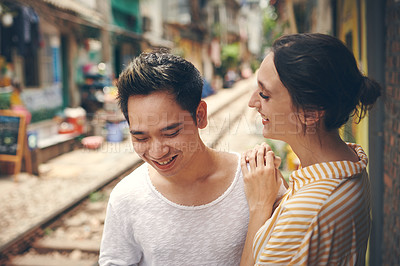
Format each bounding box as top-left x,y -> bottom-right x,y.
248,90 -> 260,109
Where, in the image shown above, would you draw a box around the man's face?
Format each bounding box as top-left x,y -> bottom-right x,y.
127,91 -> 203,178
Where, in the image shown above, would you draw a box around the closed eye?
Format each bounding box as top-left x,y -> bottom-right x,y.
259,92 -> 270,100
164,128 -> 183,138
133,136 -> 148,142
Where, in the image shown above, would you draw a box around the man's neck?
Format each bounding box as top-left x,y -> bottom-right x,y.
148,147 -> 238,206
151,145 -> 218,186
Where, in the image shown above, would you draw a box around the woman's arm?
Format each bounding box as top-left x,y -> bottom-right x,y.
240,143 -> 282,266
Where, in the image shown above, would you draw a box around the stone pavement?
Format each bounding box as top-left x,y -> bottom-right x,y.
0,76 -> 258,252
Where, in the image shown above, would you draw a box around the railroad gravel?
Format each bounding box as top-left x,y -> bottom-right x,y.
0,141 -> 139,249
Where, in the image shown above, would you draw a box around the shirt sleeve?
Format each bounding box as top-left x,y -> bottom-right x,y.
255,179 -> 370,265
99,201 -> 142,266
255,204 -> 318,265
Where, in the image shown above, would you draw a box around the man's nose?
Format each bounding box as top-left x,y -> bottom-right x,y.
148,139 -> 169,159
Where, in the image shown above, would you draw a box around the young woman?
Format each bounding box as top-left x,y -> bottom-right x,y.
240,33 -> 381,265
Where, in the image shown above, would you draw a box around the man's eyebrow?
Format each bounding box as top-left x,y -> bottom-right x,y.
161,123 -> 183,132
129,123 -> 183,135
130,130 -> 145,135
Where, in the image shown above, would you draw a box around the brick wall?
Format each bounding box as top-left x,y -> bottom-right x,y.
383,0 -> 400,264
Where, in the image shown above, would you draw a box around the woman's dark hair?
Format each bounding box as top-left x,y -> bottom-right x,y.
117,50 -> 203,123
272,33 -> 381,131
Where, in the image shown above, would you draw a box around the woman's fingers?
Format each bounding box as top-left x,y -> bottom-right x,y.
260,142 -> 272,152
241,152 -> 249,176
274,156 -> 281,169
266,151 -> 284,188
242,143 -> 283,175
260,142 -> 280,168
256,145 -> 266,168
265,150 -> 276,174
248,145 -> 259,170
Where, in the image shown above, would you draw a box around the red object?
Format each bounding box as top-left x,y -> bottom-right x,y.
66,116 -> 85,134
58,122 -> 75,134
81,136 -> 104,149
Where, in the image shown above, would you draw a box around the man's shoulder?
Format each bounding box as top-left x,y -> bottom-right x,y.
220,151 -> 242,176
210,151 -> 243,184
110,164 -> 149,200
215,150 -> 240,168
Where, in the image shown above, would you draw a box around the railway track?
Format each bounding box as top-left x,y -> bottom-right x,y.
2,166 -> 138,266
1,80 -> 256,266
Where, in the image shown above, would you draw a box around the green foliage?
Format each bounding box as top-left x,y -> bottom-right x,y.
250,59 -> 261,73
261,5 -> 285,49
212,23 -> 222,38
44,227 -> 53,236
89,191 -> 106,202
221,43 -> 240,68
219,43 -> 240,77
264,138 -> 288,172
31,107 -> 63,123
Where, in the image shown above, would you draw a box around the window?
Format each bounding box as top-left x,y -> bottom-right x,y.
22,33 -> 61,88
23,40 -> 40,87
40,34 -> 61,87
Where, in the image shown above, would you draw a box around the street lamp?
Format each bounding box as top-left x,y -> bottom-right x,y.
0,3 -> 14,28
2,13 -> 13,27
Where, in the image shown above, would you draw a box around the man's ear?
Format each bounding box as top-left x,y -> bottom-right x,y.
298,109 -> 324,126
196,100 -> 208,129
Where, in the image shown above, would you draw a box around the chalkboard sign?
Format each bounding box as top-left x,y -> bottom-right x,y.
0,110 -> 27,177
0,115 -> 21,155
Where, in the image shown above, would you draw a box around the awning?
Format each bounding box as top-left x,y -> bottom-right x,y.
108,24 -> 142,41
41,0 -> 104,26
143,33 -> 173,48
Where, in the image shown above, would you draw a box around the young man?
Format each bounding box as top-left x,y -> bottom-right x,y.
98,51 -> 249,266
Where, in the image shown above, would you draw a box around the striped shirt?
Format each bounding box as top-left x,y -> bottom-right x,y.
253,143 -> 371,265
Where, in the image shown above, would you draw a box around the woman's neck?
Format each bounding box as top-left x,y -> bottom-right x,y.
289,130 -> 359,168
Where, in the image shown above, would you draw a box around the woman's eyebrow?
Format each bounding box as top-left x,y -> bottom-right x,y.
258,81 -> 272,94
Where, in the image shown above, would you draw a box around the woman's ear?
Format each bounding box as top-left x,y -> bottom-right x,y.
298,109 -> 324,126
196,100 -> 208,129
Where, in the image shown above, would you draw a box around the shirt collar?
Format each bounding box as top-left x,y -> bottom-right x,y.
289,143 -> 368,193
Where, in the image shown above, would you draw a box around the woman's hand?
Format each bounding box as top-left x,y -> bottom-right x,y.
239,142 -> 283,266
241,142 -> 282,219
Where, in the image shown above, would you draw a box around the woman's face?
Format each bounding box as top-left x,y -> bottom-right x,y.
248,53 -> 303,143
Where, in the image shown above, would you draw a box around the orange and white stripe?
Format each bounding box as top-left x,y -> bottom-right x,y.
253,143 -> 371,265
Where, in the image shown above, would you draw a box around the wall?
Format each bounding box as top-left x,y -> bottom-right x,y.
19,19 -> 63,122
311,0 -> 333,34
383,0 -> 400,264
336,0 -> 370,155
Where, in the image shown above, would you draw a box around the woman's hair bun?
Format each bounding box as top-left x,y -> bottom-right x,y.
356,76 -> 382,121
